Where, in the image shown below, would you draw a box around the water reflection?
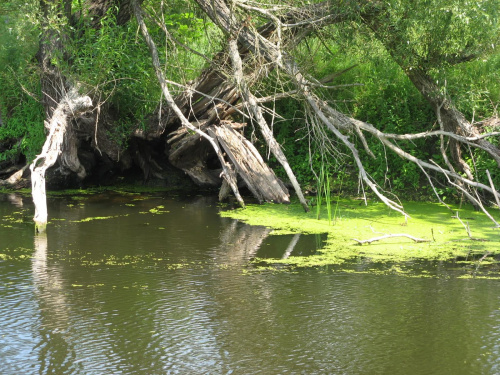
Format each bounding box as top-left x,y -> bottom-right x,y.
218,219 -> 272,263
282,233 -> 300,259
256,232 -> 326,259
7,193 -> 24,207
33,232 -> 77,374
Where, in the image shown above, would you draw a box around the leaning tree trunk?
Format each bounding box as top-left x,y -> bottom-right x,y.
362,14 -> 500,180
406,68 -> 500,177
30,90 -> 92,232
133,1 -> 351,208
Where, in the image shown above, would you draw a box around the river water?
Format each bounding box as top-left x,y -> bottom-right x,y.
1,191 -> 500,374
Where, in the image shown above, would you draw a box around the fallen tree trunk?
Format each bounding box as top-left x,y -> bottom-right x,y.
0,166 -> 28,188
30,90 -> 92,232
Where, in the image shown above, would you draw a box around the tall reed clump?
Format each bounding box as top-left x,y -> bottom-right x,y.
316,166 -> 344,224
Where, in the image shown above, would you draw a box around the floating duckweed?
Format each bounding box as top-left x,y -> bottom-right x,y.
221,200 -> 500,270
149,206 -> 169,214
71,214 -> 129,223
0,247 -> 33,261
73,216 -> 116,222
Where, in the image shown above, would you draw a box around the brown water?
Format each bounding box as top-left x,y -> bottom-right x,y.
1,191 -> 500,374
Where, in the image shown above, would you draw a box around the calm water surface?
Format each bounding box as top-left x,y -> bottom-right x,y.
1,192 -> 500,374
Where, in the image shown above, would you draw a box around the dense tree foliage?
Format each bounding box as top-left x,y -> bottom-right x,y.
0,0 -> 499,218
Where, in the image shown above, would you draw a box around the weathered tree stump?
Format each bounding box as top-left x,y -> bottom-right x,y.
30,90 -> 92,232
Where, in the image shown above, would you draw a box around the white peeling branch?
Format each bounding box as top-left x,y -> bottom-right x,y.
486,169 -> 500,209
228,38 -> 309,212
315,100 -> 500,224
335,113 -> 500,197
383,129 -> 500,143
234,0 -> 291,15
431,160 -> 500,227
305,92 -> 408,217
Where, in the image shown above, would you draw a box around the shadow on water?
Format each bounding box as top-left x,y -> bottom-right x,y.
255,232 -> 327,259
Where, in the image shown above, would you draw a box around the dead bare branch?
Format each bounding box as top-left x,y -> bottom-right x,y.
353,233 -> 430,245
228,38 -> 308,211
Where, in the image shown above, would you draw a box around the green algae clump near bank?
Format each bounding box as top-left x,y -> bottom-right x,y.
220,199 -> 500,268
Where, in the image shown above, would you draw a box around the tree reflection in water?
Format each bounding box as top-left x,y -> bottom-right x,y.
33,232 -> 77,374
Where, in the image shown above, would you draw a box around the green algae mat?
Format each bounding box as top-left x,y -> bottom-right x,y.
221,200 -> 500,272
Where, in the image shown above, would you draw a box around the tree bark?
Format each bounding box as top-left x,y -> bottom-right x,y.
208,123 -> 290,203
